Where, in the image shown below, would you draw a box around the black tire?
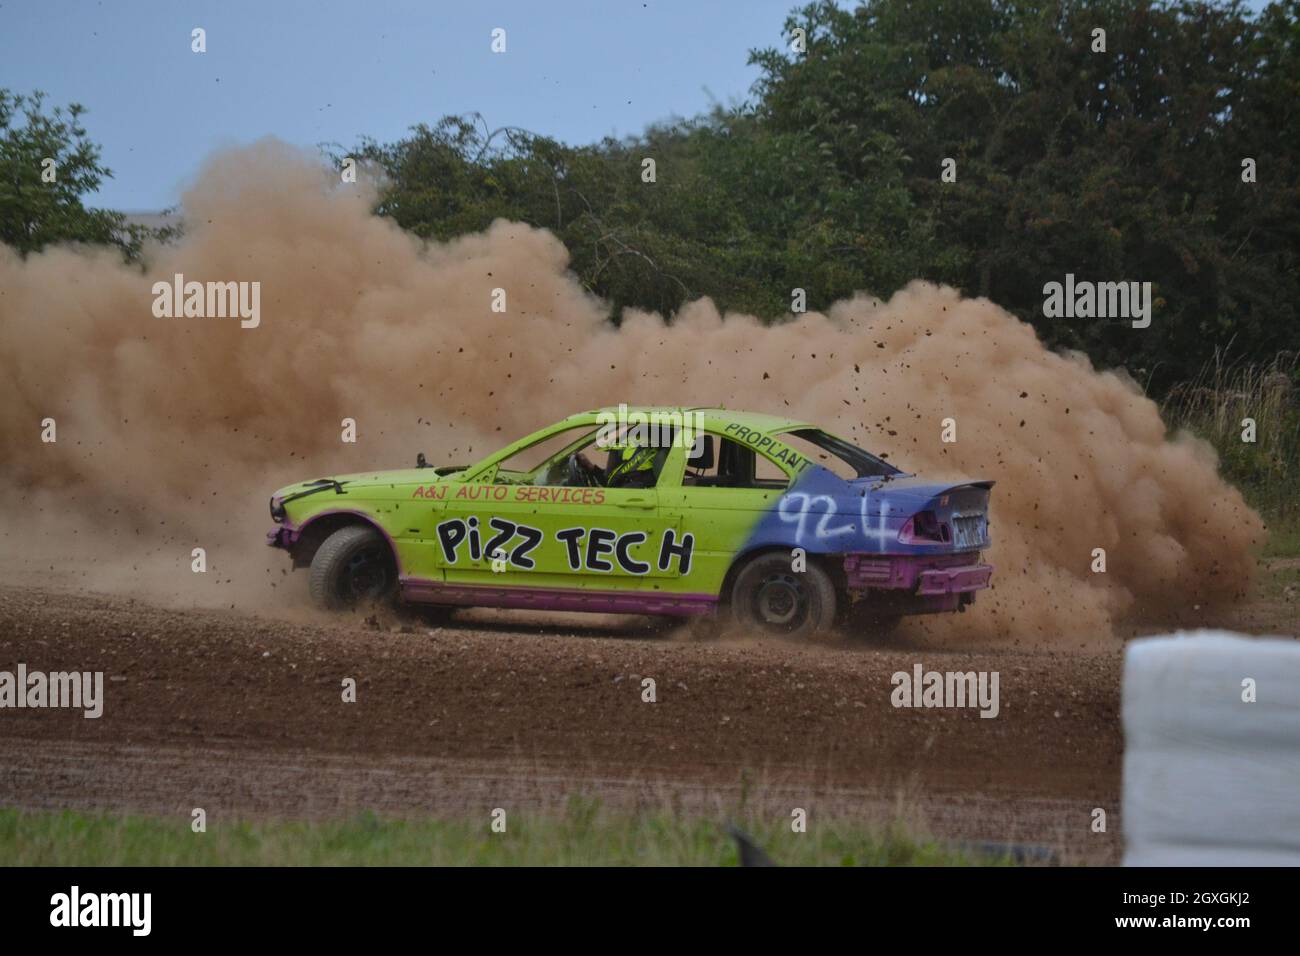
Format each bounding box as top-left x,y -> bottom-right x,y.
308,525 -> 398,610
728,552 -> 838,639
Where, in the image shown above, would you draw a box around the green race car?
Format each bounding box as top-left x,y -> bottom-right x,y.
267,407 -> 993,637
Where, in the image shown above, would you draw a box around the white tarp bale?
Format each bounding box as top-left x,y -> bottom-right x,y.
1123,630 -> 1300,866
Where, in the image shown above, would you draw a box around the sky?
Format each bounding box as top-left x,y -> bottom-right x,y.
0,0 -> 811,211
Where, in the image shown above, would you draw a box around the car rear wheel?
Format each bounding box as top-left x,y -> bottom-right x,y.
729,553 -> 837,639
309,525 -> 398,610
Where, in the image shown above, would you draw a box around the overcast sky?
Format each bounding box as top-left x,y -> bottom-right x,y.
0,0 -> 812,211
0,0 -> 1275,212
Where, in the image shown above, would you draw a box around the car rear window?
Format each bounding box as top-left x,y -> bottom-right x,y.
777,429 -> 901,479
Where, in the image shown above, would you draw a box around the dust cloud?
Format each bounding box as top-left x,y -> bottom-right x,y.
0,140 -> 1264,641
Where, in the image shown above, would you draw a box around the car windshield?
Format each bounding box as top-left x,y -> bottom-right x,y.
490,426 -> 600,481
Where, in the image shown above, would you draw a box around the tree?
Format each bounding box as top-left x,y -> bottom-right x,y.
0,89 -> 144,257
749,0 -> 1300,387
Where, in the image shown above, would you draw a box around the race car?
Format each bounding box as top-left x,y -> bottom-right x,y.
266,407 -> 993,638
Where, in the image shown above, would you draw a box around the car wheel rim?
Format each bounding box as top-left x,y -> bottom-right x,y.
754,574 -> 807,630
341,546 -> 391,600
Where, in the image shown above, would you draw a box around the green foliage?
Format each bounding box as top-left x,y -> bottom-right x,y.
752,0 -> 1300,390
1161,351 -> 1300,533
341,107 -> 940,322
0,90 -> 146,258
352,0 -> 1299,390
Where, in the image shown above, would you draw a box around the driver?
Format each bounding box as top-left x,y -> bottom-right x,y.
603,441 -> 659,488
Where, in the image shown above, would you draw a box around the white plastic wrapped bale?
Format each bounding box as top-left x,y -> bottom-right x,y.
1123,630 -> 1300,866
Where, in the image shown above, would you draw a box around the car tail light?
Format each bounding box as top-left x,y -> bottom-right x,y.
898,510 -> 950,544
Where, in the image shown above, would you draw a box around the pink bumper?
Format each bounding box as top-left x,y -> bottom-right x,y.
844,552 -> 993,595
917,563 -> 993,595
266,526 -> 299,549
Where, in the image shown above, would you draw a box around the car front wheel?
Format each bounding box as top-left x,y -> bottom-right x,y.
308,525 -> 398,610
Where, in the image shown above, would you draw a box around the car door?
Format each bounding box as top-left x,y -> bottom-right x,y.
655,432 -> 793,598
434,438 -> 681,593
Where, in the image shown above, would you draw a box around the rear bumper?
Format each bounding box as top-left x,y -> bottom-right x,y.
917,563 -> 993,595
844,552 -> 992,595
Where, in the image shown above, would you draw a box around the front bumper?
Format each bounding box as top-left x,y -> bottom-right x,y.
266,526 -> 299,550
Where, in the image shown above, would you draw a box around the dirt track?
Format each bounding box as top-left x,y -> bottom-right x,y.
0,582 -> 1146,861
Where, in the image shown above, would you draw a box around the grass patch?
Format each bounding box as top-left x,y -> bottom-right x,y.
1261,524 -> 1300,560
0,800 -> 1013,866
1161,352 -> 1300,556
1259,560 -> 1300,600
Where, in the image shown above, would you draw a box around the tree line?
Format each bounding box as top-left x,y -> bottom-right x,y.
4,0 -> 1297,392
345,0 -> 1298,391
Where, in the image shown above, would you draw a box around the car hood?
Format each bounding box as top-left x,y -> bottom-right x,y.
272,466 -> 467,500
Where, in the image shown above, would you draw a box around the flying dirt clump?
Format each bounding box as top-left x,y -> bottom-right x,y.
0,139 -> 1264,639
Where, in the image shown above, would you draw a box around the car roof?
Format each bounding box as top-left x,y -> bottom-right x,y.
572,406 -> 813,436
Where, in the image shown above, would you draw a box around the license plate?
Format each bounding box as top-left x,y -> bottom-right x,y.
952,513 -> 988,549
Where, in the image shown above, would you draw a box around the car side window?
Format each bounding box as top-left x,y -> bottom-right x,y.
528,433 -> 672,488
682,435 -> 791,490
